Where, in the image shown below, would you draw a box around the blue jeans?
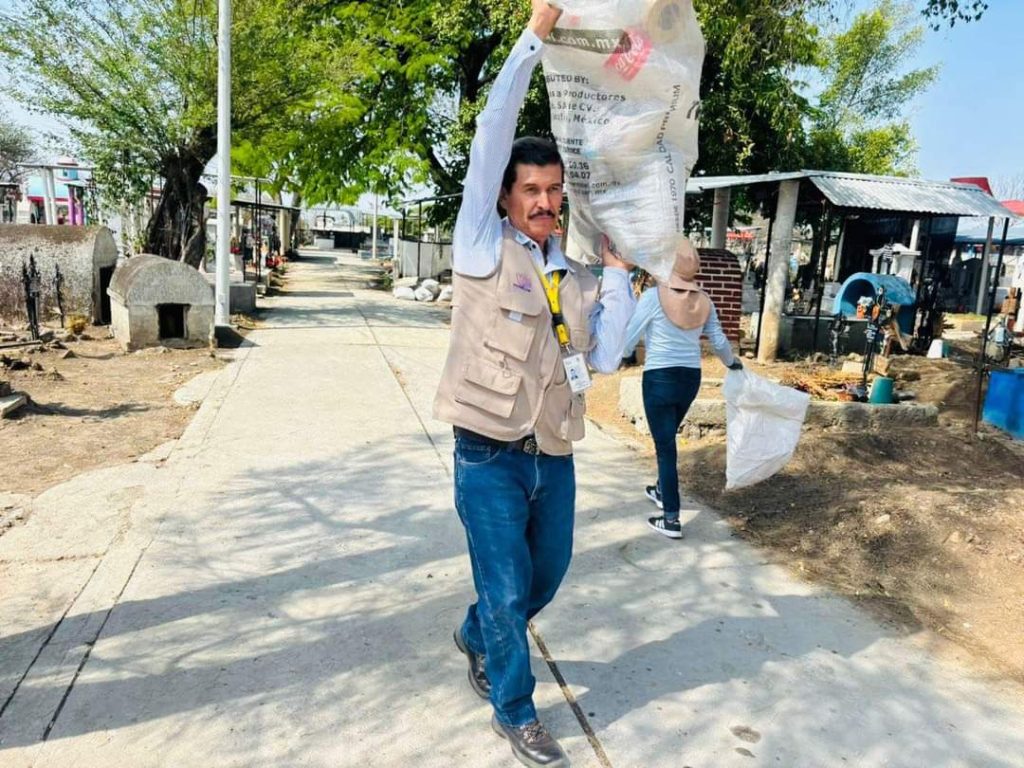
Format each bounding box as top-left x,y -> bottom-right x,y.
642,366 -> 701,520
454,434 -> 575,726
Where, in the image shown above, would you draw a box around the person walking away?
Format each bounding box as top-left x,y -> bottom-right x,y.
623,240 -> 742,539
433,2 -> 636,766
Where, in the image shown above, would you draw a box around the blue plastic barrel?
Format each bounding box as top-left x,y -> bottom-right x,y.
983,369 -> 1024,440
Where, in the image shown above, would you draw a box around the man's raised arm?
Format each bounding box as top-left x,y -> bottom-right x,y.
452,2 -> 562,277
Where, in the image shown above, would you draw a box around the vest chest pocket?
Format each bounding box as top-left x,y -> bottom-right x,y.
484,288 -> 544,362
454,358 -> 523,419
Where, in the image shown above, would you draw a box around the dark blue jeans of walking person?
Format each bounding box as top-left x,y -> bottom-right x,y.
454,434 -> 575,727
642,366 -> 702,521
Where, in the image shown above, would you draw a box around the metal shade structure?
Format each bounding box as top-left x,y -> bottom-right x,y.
685,170 -> 1018,363
808,173 -> 1016,218
687,171 -> 1017,219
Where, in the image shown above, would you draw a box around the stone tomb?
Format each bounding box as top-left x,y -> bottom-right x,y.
108,255 -> 214,350
0,225 -> 118,325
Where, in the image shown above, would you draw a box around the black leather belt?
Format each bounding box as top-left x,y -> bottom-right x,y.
453,427 -> 545,456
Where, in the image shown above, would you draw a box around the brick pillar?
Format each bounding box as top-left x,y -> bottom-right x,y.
696,248 -> 744,342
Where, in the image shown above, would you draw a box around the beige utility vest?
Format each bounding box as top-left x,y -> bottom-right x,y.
434,229 -> 600,456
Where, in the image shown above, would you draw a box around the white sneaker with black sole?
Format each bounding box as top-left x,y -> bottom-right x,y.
648,516 -> 682,539
644,485 -> 663,509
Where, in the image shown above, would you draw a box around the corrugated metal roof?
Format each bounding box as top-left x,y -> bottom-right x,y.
685,170 -> 1018,218
808,173 -> 1015,217
686,172 -> 806,192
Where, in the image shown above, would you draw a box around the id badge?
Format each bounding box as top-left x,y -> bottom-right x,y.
562,351 -> 592,393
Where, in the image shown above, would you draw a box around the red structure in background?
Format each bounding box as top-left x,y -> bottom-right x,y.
951,176 -> 995,196
696,248 -> 744,342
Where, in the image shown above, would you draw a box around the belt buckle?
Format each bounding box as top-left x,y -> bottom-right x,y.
522,436 -> 540,456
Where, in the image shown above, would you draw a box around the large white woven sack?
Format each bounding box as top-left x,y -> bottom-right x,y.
723,369 -> 810,491
542,0 -> 705,280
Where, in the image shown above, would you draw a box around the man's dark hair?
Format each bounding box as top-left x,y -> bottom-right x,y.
501,136 -> 563,191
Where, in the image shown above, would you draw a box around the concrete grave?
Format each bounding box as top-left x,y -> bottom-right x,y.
0,225 -> 118,325
108,255 -> 214,351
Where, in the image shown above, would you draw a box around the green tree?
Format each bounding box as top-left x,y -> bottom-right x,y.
283,0 -> 825,224
805,0 -> 938,175
262,0 -> 536,225
695,0 -> 821,176
133,0 -> 965,225
0,0 -> 331,264
257,0 -> 969,219
0,116 -> 34,185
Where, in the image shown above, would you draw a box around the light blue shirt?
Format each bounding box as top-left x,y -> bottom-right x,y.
450,28 -> 635,374
623,288 -> 737,371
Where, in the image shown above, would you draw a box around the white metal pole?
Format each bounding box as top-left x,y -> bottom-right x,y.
43,169 -> 57,225
215,0 -> 232,326
371,193 -> 379,260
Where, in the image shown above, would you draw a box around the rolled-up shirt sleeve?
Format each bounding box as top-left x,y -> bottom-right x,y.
587,267 -> 637,374
452,29 -> 545,278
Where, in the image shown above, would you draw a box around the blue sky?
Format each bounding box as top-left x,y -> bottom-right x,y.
899,2 -> 1024,190
4,2 -> 1021,195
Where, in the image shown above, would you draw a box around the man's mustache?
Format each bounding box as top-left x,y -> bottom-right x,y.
529,209 -> 557,219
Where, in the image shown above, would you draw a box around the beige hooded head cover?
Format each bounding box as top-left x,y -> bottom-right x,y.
657,239 -> 711,330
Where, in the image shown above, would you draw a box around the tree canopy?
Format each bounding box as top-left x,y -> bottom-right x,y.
0,0 -> 332,262
806,0 -> 938,175
0,0 -> 984,236
290,0 -> 950,215
257,0 -> 826,222
0,116 -> 35,185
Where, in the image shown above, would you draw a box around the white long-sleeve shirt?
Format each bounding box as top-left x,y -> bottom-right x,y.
623,288 -> 737,371
451,27 -> 635,374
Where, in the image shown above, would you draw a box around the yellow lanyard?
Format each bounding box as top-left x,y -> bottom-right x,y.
535,268 -> 571,347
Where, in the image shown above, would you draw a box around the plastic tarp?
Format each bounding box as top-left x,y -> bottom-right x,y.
542,0 -> 704,281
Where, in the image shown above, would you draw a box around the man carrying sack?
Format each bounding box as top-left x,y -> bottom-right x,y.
433,2 -> 635,765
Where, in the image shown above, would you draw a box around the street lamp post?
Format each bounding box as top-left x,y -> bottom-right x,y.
215,0 -> 232,327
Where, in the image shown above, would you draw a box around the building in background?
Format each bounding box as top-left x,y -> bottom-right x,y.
12,158 -> 96,226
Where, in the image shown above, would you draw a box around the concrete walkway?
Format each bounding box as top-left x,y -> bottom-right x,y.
2,252 -> 1023,767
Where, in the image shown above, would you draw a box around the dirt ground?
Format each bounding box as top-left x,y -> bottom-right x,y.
587,347 -> 1024,683
1,324 -> 224,501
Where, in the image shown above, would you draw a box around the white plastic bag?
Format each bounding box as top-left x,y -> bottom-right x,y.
393,286 -> 416,301
722,369 -> 810,491
542,0 -> 705,281
414,285 -> 437,302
